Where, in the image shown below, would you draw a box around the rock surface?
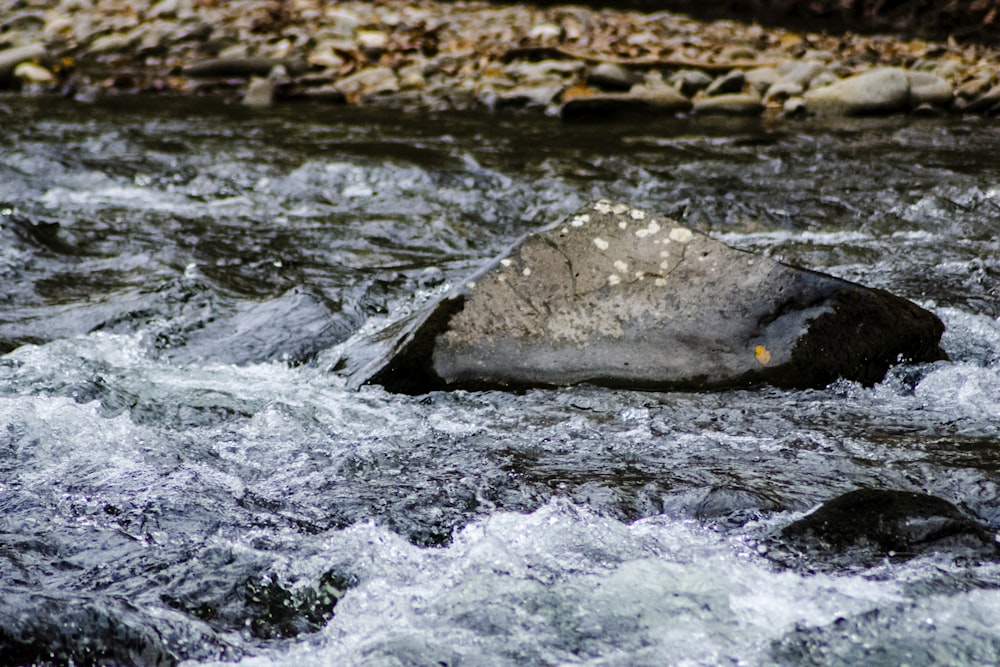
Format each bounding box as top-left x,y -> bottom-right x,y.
778,488 -> 1000,568
804,67 -> 911,116
560,87 -> 691,119
338,201 -> 946,393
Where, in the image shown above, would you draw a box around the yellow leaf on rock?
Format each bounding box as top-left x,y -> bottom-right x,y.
755,345 -> 771,366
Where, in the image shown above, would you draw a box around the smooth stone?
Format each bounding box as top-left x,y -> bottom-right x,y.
87,30 -> 142,55
693,92 -> 763,115
398,70 -> 427,91
334,66 -> 399,97
587,62 -> 640,91
763,80 -> 803,104
957,74 -> 994,99
931,60 -> 963,80
745,66 -> 779,95
955,74 -> 993,99
775,59 -> 827,88
13,62 -> 54,85
801,49 -> 836,63
0,43 -> 47,83
719,45 -> 757,61
806,70 -> 839,90
782,96 -> 807,117
669,69 -> 713,97
307,50 -> 345,69
242,76 -> 274,107
804,67 -> 911,116
529,23 -> 561,40
506,59 -> 585,82
779,489 -> 1000,568
323,10 -> 360,38
497,85 -> 561,108
560,87 -> 691,119
300,84 -> 346,103
337,201 -> 946,393
963,84 -> 1000,113
907,71 -> 953,107
705,69 -> 745,96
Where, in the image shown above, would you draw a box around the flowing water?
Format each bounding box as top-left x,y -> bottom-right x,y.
1,97 -> 999,666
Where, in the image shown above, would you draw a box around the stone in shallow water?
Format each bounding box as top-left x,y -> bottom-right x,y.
778,488 -> 1000,568
338,201 -> 946,393
804,67 -> 911,116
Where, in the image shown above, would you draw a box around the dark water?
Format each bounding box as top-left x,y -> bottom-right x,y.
1,97 -> 999,666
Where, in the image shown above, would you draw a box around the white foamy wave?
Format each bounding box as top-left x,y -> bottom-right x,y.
189,500 -> 972,667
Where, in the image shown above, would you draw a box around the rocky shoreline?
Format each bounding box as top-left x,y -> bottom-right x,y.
2,0 -> 1000,119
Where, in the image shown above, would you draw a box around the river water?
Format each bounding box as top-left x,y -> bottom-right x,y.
1,97 -> 999,666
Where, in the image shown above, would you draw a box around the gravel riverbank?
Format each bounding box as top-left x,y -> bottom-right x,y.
2,0 -> 1000,119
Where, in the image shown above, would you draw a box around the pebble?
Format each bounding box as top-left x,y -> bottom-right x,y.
745,66 -> 779,95
242,76 -> 274,107
334,66 -> 399,98
965,84 -> 1000,113
776,59 -> 827,87
587,62 -> 639,91
497,85 -> 561,108
957,74 -> 993,99
528,23 -> 561,41
763,80 -> 803,104
87,30 -> 142,55
560,86 -> 691,120
782,96 -> 808,117
705,69 -> 745,96
907,71 -> 953,107
1,0 -> 999,121
323,9 -> 359,38
669,69 -> 713,97
803,67 -> 910,116
506,60 -> 585,82
693,92 -> 763,115
13,62 -> 54,85
0,43 -> 47,81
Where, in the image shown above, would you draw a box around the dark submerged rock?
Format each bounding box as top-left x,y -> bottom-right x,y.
780,488 -> 1000,567
338,201 -> 946,393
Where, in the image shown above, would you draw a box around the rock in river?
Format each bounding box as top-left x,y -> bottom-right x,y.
337,201 -> 946,393
778,488 -> 1000,568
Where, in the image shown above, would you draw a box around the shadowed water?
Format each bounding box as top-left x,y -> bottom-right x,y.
1,97 -> 999,665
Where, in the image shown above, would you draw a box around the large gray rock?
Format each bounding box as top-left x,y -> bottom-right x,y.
804,67 -> 911,116
338,201 -> 946,393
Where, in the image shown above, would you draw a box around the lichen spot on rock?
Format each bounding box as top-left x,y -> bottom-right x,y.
654,278 -> 667,286
571,214 -> 590,227
630,209 -> 646,220
500,258 -> 513,267
618,221 -> 628,229
593,237 -> 610,251
594,201 -> 613,214
669,227 -> 694,243
522,267 -> 532,276
466,281 -> 476,289
635,220 -> 661,238
612,203 -> 629,215
755,345 -> 772,366
608,274 -> 622,286
613,260 -> 629,273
